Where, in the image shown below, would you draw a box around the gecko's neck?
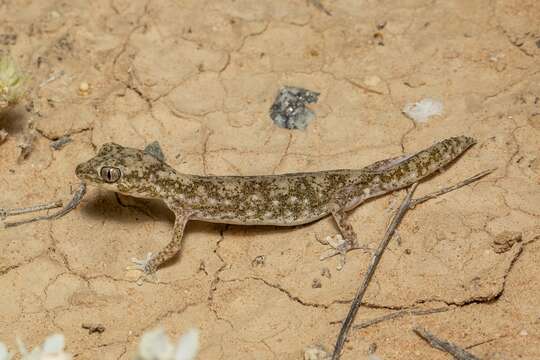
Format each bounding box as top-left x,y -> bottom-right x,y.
151,166 -> 203,202
120,162 -> 191,200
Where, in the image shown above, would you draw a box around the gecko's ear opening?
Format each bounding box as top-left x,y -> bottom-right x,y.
144,141 -> 165,162
98,143 -> 123,155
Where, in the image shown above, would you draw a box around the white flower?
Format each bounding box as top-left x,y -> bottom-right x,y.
137,328 -> 175,360
175,329 -> 198,360
0,342 -> 12,360
17,334 -> 71,360
137,328 -> 199,360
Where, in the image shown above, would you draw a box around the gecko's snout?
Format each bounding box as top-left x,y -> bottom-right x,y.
75,161 -> 93,180
75,162 -> 84,178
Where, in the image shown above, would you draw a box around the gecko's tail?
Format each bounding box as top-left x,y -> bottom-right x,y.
409,135 -> 476,177
376,136 -> 477,190
436,135 -> 476,159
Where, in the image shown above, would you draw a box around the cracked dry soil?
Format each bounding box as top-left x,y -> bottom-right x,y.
1,1 -> 539,359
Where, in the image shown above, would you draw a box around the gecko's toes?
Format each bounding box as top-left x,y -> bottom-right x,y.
318,234 -> 371,270
319,249 -> 346,271
130,252 -> 153,269
128,252 -> 158,285
318,235 -> 348,270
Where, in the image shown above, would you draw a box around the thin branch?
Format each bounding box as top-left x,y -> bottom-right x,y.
331,168 -> 494,359
413,326 -> 481,360
352,306 -> 450,330
309,0 -> 332,16
331,183 -> 418,360
2,183 -> 87,228
410,169 -> 495,208
39,70 -> 65,87
0,200 -> 63,219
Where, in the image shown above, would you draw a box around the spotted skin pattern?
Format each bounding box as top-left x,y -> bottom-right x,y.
76,136 -> 476,278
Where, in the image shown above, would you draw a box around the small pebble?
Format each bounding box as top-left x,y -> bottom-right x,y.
49,10 -> 61,19
251,255 -> 266,267
492,231 -> 522,253
269,86 -> 319,130
50,135 -> 72,150
0,129 -> 7,144
364,75 -> 381,87
79,81 -> 90,95
321,267 -> 331,279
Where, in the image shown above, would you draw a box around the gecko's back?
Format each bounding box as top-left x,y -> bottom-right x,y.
182,136 -> 475,224
180,169 -> 366,225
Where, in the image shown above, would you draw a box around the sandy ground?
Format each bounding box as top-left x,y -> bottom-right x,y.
0,0 -> 539,359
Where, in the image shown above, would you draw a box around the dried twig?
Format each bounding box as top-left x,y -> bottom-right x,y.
2,183 -> 86,228
410,168 -> 495,208
0,200 -> 63,219
39,70 -> 65,87
331,183 -> 418,360
352,306 -> 450,330
309,0 -> 332,16
413,326 -> 481,360
331,168 -> 493,359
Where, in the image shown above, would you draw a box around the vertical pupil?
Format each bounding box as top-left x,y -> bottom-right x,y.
101,167 -> 119,182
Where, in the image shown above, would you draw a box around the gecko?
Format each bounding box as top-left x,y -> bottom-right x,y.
75,136 -> 476,279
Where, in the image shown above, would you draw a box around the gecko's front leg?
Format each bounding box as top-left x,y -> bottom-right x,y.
131,209 -> 192,282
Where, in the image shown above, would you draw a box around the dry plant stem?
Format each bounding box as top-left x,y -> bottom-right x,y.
410,168 -> 495,208
352,307 -> 450,330
1,200 -> 63,219
331,183 -> 418,360
331,169 -> 493,359
413,326 -> 481,360
309,0 -> 332,15
3,183 -> 87,228
39,70 -> 65,87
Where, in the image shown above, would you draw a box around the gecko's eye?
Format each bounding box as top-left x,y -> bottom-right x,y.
100,166 -> 121,183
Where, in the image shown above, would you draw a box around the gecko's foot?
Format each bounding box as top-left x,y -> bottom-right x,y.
128,252 -> 158,285
318,234 -> 371,271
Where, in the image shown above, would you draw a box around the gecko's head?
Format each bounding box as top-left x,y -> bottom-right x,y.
76,143 -> 172,198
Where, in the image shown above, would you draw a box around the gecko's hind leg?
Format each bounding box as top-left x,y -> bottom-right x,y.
319,209 -> 371,270
320,190 -> 371,270
332,209 -> 360,250
129,211 -> 192,284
